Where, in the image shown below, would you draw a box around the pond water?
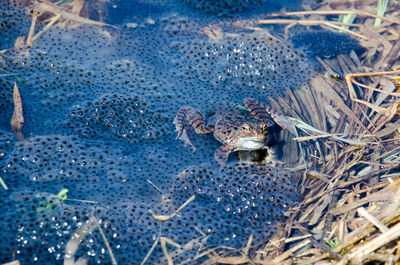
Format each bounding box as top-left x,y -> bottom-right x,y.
0,0 -> 362,264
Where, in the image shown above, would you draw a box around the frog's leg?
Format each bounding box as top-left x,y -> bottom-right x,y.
214,145 -> 233,170
174,106 -> 213,152
244,98 -> 295,134
263,102 -> 296,135
243,98 -> 274,126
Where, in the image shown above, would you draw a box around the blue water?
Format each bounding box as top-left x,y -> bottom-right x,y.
0,0 -> 360,264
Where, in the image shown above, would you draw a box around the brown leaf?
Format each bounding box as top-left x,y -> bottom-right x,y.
11,82 -> 25,140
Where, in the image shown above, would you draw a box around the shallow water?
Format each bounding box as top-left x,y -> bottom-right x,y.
0,0 -> 361,264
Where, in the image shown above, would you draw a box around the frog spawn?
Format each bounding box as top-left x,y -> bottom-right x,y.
0,189 -> 123,264
0,1 -> 308,264
0,53 -> 104,136
67,94 -> 172,146
181,0 -> 269,16
172,31 -> 312,99
0,135 -> 171,263
169,163 -> 299,247
0,3 -> 32,50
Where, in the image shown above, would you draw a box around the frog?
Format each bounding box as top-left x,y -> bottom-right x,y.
174,98 -> 276,168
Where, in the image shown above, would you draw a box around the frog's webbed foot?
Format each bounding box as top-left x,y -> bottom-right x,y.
243,98 -> 274,126
176,127 -> 196,152
214,145 -> 233,170
174,106 -> 211,152
265,145 -> 283,169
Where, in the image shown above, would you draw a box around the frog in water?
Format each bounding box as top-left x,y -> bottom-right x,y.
174,98 -> 276,168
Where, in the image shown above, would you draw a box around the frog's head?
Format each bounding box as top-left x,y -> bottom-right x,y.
232,122 -> 269,150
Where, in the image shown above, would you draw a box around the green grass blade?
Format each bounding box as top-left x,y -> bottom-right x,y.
0,176 -> 8,190
375,0 -> 389,27
338,13 -> 357,30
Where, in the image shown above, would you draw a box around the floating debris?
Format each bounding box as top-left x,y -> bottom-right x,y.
11,82 -> 24,141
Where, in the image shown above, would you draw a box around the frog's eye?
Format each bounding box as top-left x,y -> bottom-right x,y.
242,124 -> 251,130
260,124 -> 268,131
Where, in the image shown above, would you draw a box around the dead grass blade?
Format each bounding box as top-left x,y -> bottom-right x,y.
141,233 -> 160,265
337,221 -> 400,265
255,239 -> 311,264
207,250 -> 250,264
345,70 -> 400,115
1,261 -> 20,265
13,37 -> 26,50
203,26 -> 223,42
11,82 -> 24,141
27,9 -> 41,45
70,0 -> 84,15
92,214 -> 118,265
32,13 -> 61,42
356,207 -> 388,233
289,117 -> 367,146
243,234 -> 253,256
311,76 -> 371,133
32,0 -> 117,28
150,195 -> 195,221
258,19 -> 367,40
268,10 -> 400,26
160,237 -> 181,265
171,236 -> 209,264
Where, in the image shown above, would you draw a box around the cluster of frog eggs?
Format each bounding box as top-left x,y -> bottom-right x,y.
0,1 -> 307,264
169,163 -> 298,246
0,4 -> 32,50
0,51 -> 105,135
67,93 -> 172,145
2,135 -> 135,196
0,189 -> 126,264
0,134 -> 180,263
180,0 -> 269,16
0,130 -> 15,163
103,60 -> 170,94
1,54 -> 176,139
172,31 -> 311,97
